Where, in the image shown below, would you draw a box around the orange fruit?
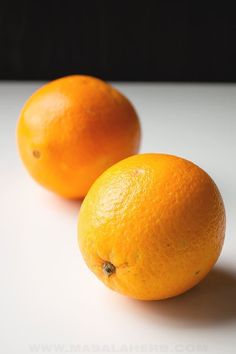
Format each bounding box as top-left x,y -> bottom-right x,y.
17,75 -> 140,198
78,153 -> 225,300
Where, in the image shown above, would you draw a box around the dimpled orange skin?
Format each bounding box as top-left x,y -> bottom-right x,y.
78,153 -> 226,300
17,75 -> 140,198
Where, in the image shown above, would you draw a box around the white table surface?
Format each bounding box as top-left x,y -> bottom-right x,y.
1,82 -> 236,354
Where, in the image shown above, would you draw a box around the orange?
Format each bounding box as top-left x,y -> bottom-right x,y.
16,75 -> 140,198
78,153 -> 225,300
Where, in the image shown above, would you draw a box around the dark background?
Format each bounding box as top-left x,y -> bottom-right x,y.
1,1 -> 236,81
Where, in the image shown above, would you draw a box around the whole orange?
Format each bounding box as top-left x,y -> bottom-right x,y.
78,153 -> 225,300
17,75 -> 140,198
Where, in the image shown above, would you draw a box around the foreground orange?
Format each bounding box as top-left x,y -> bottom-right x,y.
78,153 -> 225,300
17,75 -> 140,198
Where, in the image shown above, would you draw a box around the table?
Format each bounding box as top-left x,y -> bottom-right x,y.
1,82 -> 236,354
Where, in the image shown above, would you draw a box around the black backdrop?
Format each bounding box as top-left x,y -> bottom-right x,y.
1,1 -> 236,81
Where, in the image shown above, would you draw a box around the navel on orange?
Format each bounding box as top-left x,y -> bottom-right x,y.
17,75 -> 141,198
78,153 -> 225,300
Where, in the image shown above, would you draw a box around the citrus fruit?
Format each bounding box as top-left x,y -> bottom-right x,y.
17,75 -> 140,198
78,153 -> 225,300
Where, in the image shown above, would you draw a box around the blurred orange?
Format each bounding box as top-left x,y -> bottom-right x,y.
17,75 -> 141,198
